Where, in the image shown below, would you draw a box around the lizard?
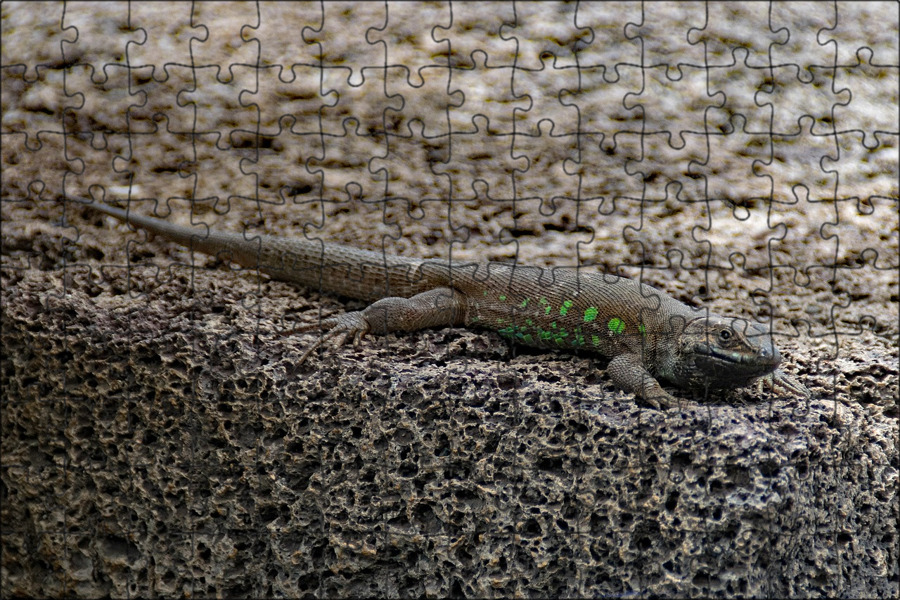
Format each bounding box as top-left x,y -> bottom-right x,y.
75,199 -> 810,409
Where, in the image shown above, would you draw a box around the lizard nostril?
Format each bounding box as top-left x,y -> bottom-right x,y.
760,345 -> 782,364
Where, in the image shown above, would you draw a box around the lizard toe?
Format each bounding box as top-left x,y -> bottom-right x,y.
645,389 -> 680,411
761,369 -> 811,399
295,311 -> 372,363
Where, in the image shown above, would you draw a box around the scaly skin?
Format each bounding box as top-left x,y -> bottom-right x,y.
78,200 -> 811,409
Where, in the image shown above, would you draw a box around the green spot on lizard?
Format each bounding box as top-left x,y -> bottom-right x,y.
608,317 -> 625,335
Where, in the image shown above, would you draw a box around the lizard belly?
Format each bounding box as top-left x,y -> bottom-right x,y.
456,268 -> 667,360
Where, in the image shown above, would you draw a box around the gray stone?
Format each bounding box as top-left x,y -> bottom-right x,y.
1,267 -> 897,597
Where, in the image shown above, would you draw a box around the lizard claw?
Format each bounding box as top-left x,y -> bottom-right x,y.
757,368 -> 811,399
643,389 -> 680,410
282,312 -> 372,365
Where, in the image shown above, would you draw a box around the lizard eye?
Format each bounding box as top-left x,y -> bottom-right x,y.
718,329 -> 732,343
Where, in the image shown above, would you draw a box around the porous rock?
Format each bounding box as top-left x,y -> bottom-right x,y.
1,263 -> 897,598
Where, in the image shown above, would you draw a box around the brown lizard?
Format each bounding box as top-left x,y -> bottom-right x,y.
78,199 -> 811,409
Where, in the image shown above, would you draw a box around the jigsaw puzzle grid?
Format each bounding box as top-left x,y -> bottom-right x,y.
1,1 -> 898,597
3,3 -> 896,289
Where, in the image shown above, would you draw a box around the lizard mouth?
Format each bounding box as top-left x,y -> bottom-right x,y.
692,343 -> 781,384
700,344 -> 780,368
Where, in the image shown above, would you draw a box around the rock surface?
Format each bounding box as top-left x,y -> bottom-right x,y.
2,2 -> 897,597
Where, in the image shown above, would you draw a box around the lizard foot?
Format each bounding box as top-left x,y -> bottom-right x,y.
279,312 -> 372,365
642,389 -> 680,411
757,368 -> 811,399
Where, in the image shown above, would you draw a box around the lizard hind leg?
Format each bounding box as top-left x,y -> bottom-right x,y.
289,312 -> 372,365
283,287 -> 468,365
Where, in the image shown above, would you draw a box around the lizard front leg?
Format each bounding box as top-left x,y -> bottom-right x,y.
286,287 -> 468,364
757,368 -> 811,398
607,353 -> 679,410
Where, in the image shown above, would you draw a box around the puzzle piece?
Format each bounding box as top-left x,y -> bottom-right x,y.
1,2 -> 897,598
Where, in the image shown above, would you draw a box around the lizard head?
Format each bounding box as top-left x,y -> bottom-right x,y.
669,316 -> 782,391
